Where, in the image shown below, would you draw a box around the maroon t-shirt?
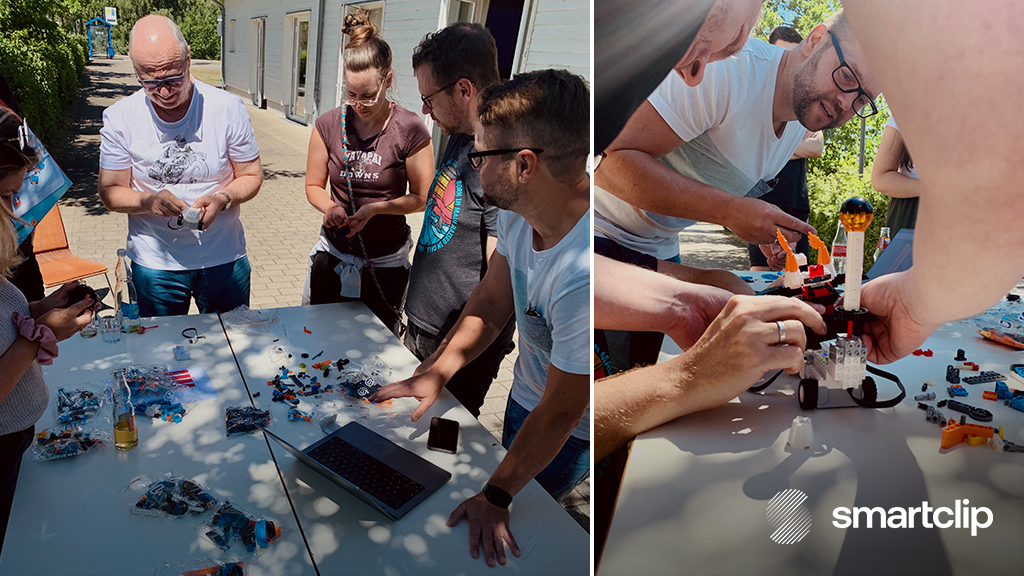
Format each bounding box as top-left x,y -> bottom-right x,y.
315,103 -> 431,258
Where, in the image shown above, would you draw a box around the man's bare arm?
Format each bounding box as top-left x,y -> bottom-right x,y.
596,100 -> 814,245
846,1 -> 1024,348
98,167 -> 187,216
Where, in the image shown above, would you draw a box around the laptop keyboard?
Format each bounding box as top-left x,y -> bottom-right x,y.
307,436 -> 425,510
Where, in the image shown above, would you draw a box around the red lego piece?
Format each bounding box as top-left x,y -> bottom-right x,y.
303,327 -> 312,334
912,348 -> 934,357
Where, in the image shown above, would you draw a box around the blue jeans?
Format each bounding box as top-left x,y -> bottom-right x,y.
502,396 -> 590,501
132,256 -> 251,317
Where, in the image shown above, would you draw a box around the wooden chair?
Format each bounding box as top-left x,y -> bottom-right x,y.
32,204 -> 112,293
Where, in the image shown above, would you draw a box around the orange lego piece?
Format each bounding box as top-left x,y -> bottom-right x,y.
983,390 -> 998,400
808,233 -> 831,266
941,420 -> 995,449
303,327 -> 312,334
311,360 -> 332,370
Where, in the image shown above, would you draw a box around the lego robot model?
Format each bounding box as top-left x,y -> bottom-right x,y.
796,197 -> 878,410
777,229 -> 840,313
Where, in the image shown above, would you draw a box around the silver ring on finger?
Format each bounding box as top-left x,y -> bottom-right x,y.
776,320 -> 786,345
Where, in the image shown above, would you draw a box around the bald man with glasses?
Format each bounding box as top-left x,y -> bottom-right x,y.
98,14 -> 263,317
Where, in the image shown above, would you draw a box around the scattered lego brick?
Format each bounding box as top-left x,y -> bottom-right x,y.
962,371 -> 1006,385
946,365 -> 960,384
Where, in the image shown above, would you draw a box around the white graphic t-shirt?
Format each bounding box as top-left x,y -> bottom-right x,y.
498,209 -> 590,440
100,79 -> 260,270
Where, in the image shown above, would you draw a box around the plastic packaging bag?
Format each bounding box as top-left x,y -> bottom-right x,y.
154,558 -> 245,576
32,425 -> 109,461
55,381 -> 112,425
202,501 -> 281,555
336,355 -> 393,401
120,365 -> 202,420
221,305 -> 285,338
225,406 -> 272,436
968,298 -> 1024,349
126,471 -> 218,518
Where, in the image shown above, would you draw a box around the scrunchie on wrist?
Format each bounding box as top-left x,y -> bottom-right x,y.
11,312 -> 59,365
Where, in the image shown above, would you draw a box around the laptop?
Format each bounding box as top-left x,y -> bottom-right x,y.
262,421 -> 451,520
865,228 -> 914,281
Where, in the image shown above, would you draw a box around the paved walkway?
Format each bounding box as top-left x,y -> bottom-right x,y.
56,56 -> 588,528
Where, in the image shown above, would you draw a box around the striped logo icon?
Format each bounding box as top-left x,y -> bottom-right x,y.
767,489 -> 812,544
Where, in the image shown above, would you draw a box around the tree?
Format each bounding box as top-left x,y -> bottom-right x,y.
73,0 -> 221,59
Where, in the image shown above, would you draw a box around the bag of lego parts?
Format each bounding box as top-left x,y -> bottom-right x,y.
968,298 -> 1024,349
125,471 -> 219,519
120,365 -> 203,419
32,425 -> 110,461
225,406 -> 272,436
221,305 -> 286,338
336,355 -> 393,401
202,501 -> 282,556
154,558 -> 245,576
54,380 -> 112,425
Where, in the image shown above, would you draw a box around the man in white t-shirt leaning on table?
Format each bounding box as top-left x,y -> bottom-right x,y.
373,69 -> 590,569
98,15 -> 263,316
595,9 -> 878,264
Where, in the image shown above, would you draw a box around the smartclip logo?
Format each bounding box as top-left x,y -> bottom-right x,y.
767,489 -> 812,544
833,500 -> 993,536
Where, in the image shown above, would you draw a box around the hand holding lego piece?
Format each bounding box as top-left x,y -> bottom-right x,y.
673,295 -> 827,411
858,271 -> 940,364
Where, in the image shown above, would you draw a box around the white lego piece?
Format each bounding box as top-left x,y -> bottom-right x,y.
844,230 -> 865,312
787,416 -> 814,449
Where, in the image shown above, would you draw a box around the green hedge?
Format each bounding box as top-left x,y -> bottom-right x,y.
0,26 -> 86,152
807,163 -> 890,272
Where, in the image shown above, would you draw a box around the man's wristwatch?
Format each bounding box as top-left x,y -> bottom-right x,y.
218,191 -> 233,210
483,483 -> 513,509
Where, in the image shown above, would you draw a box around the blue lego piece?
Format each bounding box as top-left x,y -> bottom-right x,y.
996,381 -> 1011,400
948,385 -> 968,397
1010,396 -> 1024,413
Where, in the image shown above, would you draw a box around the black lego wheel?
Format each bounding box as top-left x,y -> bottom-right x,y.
799,379 -> 819,411
861,376 -> 877,403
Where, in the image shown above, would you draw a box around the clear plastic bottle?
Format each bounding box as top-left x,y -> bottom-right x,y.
114,249 -> 140,333
832,223 -> 848,275
873,226 -> 891,262
113,369 -> 138,451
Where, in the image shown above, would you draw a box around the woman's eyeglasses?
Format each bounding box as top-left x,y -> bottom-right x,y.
345,78 -> 386,107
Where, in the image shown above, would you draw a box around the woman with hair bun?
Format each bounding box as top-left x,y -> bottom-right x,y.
0,107 -> 95,553
303,11 -> 434,333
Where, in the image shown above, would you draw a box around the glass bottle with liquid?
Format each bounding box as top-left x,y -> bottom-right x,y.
113,368 -> 138,451
832,223 -> 848,275
115,249 -> 140,333
873,227 -> 891,262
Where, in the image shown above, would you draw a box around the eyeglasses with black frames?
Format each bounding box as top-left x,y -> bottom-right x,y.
466,147 -> 545,169
420,80 -> 459,111
828,30 -> 877,119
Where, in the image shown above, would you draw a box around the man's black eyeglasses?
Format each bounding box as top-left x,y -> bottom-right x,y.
828,30 -> 877,119
421,81 -> 458,111
467,147 -> 545,169
137,73 -> 187,91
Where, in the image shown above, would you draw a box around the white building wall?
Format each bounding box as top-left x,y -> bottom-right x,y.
518,0 -> 589,83
224,0 -> 592,124
377,0 -> 442,118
